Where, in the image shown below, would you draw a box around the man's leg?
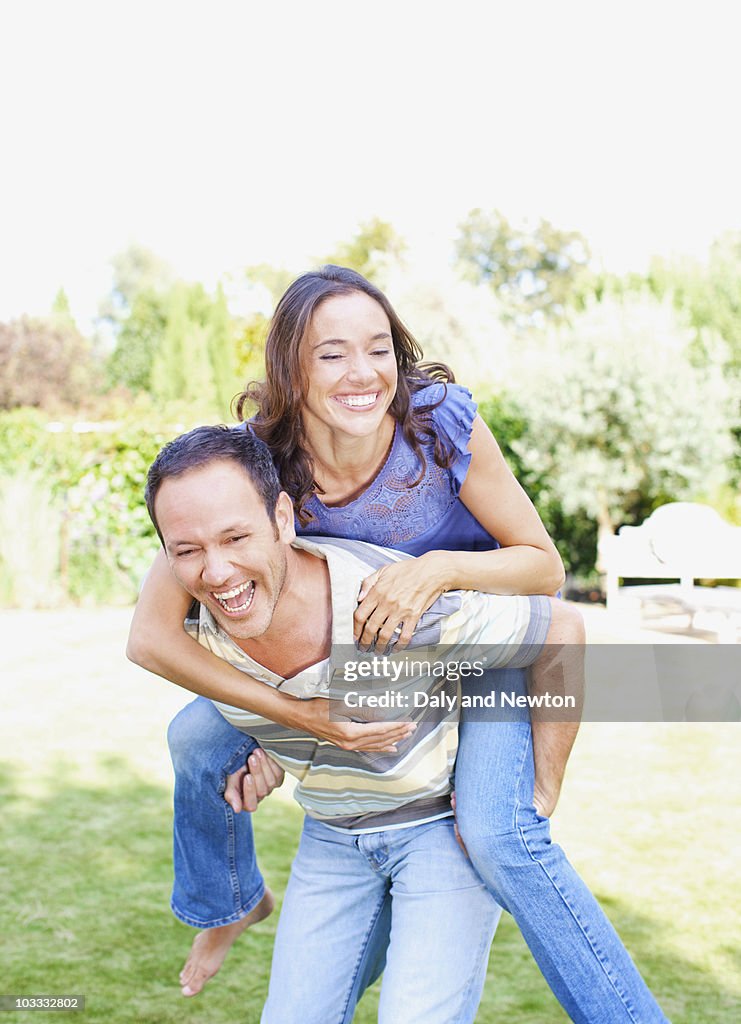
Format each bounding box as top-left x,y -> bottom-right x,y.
455,668 -> 670,1024
377,818 -> 501,1024
168,697 -> 273,996
261,817 -> 391,1024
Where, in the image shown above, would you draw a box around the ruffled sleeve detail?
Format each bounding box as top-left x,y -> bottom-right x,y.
413,382 -> 477,496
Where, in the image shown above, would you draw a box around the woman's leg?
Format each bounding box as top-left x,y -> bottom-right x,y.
455,668 -> 670,1024
167,696 -> 265,927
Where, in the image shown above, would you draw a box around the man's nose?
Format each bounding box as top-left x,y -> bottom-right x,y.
201,550 -> 232,588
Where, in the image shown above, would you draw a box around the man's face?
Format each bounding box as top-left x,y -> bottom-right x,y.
155,459 -> 295,642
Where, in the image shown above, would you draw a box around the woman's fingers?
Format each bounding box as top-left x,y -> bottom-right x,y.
357,570 -> 380,603
237,750 -> 288,812
333,720 -> 416,752
224,766 -> 247,813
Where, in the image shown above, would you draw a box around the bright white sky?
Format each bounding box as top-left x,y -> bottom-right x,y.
1,0 -> 739,330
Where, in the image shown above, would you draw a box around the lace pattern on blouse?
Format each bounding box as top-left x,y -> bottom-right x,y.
299,384 -> 477,547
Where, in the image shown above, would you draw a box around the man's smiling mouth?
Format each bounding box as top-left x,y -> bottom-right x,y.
213,580 -> 255,613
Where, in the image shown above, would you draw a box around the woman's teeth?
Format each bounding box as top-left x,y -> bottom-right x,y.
214,580 -> 255,612
335,393 -> 378,408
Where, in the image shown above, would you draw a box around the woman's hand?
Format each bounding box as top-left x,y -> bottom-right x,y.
224,748 -> 285,813
292,697 -> 416,753
354,553 -> 448,651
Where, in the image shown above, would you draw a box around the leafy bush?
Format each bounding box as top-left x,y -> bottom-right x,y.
0,401 -> 215,606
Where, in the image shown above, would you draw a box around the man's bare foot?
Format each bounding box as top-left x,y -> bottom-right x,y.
179,889 -> 275,997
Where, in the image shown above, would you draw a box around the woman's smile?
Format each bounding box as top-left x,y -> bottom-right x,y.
301,291 -> 398,440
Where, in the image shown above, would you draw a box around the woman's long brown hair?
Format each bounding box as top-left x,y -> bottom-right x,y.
234,265 -> 456,523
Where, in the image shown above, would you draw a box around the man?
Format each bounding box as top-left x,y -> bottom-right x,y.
144,424 -> 577,1024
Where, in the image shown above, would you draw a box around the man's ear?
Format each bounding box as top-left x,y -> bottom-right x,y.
274,491 -> 296,544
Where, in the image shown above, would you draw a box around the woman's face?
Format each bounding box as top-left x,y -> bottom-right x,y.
300,291 -> 398,440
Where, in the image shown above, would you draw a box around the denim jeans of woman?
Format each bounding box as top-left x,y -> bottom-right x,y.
167,674 -> 669,1023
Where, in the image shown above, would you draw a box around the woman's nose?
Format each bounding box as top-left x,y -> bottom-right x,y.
346,353 -> 376,385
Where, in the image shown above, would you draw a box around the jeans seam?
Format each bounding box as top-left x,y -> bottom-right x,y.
517,826 -> 642,1023
219,736 -> 259,789
454,901 -> 497,1024
338,894 -> 388,1024
511,720 -> 638,1024
170,876 -> 266,928
512,723 -> 641,1023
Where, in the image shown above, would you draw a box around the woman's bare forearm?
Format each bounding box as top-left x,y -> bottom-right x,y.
424,544 -> 565,599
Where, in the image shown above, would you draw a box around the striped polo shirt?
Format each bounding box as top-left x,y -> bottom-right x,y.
186,536 -> 550,833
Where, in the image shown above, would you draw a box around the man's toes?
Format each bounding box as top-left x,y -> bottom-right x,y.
181,967 -> 211,998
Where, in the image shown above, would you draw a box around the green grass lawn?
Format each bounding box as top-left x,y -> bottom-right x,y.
1,608 -> 739,1023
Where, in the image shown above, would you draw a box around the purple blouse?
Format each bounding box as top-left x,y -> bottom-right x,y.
297,383 -> 500,556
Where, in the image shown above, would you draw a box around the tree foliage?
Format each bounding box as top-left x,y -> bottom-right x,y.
647,232 -> 741,372
506,293 -> 737,563
103,246 -> 238,417
321,217 -> 406,285
456,209 -> 592,330
0,316 -> 97,411
106,290 -> 167,393
99,244 -> 174,327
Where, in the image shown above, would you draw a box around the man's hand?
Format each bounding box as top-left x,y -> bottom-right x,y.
291,697 -> 416,753
450,792 -> 469,858
224,748 -> 285,813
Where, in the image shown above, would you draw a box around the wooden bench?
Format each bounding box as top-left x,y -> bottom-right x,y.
602,503 -> 741,641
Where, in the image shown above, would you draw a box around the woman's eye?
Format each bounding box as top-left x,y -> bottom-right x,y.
372,349 -> 391,357
320,353 -> 344,361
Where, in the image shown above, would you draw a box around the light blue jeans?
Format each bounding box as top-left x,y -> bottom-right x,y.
261,816 -> 499,1024
167,682 -> 670,1023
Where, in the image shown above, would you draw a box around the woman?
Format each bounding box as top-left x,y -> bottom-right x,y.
128,266 -> 668,1022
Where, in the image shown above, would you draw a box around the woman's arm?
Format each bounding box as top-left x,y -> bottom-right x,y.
127,550 -> 414,753
431,414 -> 565,594
355,414 -> 564,649
351,414 -> 577,819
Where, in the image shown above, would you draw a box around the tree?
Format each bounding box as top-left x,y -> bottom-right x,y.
321,217 -> 406,285
150,283 -> 215,408
106,290 -> 167,393
147,282 -> 240,417
456,209 -> 592,330
648,233 -> 741,372
100,244 -> 174,327
234,313 -> 268,393
507,293 -> 737,567
206,284 -> 238,415
103,245 -> 175,394
382,267 -> 511,397
244,264 -> 297,307
0,317 -> 97,411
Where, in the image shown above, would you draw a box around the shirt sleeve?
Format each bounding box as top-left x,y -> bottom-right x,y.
413,382 -> 478,495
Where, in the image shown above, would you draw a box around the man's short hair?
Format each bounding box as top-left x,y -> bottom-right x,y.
145,425 -> 282,544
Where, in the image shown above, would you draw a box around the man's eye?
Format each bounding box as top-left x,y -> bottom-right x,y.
227,535 -> 247,543
176,549 -> 196,558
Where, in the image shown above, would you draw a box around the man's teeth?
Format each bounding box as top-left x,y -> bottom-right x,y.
336,393 -> 378,408
214,581 -> 254,611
